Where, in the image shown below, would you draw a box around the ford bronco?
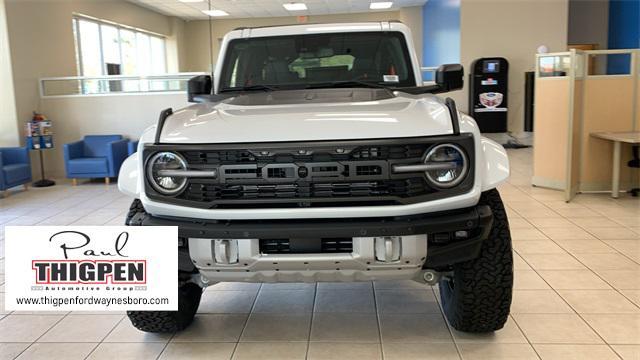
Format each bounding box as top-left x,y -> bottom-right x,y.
118,22 -> 513,334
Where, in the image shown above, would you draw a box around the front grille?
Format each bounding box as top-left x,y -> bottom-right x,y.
181,178 -> 428,203
144,135 -> 475,208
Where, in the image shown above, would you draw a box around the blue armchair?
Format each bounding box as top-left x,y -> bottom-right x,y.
128,140 -> 139,155
0,146 -> 32,196
64,135 -> 128,185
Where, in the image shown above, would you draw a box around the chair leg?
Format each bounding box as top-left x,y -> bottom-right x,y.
71,178 -> 77,186
105,177 -> 110,185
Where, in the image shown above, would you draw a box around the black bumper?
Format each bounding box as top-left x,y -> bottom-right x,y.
133,205 -> 493,269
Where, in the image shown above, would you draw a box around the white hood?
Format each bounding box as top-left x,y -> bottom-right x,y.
160,92 -> 455,144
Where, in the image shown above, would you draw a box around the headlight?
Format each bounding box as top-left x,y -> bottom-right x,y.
423,144 -> 468,188
146,152 -> 188,195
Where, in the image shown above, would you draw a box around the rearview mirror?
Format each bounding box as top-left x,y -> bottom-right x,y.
187,75 -> 212,103
435,64 -> 464,92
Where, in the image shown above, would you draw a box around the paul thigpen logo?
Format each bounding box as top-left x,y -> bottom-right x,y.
32,231 -> 147,285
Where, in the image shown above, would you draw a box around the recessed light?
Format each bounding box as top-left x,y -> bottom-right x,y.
370,1 -> 393,9
202,9 -> 230,16
178,0 -> 203,2
283,2 -> 307,11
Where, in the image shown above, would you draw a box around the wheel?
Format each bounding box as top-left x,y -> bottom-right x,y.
124,199 -> 203,333
127,282 -> 202,333
125,198 -> 145,225
439,189 -> 513,333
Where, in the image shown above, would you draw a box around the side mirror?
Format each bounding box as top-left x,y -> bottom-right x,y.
187,75 -> 212,102
435,64 -> 464,92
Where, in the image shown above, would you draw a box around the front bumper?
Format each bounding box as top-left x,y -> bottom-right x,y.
132,205 -> 492,282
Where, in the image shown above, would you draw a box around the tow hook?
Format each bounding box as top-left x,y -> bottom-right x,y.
190,273 -> 212,289
420,269 -> 444,285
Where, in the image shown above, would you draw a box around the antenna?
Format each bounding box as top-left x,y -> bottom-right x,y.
208,0 -> 214,78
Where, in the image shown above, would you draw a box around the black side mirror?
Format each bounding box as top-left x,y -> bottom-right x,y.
187,75 -> 212,102
435,64 -> 464,92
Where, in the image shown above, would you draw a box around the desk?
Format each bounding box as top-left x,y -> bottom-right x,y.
590,132 -> 640,198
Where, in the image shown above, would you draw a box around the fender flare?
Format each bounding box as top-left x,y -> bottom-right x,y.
118,153 -> 140,198
479,136 -> 510,191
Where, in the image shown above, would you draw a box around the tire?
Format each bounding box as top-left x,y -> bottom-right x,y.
124,199 -> 203,333
127,282 -> 202,333
439,189 -> 513,333
125,198 -> 145,225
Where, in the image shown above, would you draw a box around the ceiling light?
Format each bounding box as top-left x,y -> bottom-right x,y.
283,2 -> 307,11
202,9 -> 229,16
370,1 -> 393,9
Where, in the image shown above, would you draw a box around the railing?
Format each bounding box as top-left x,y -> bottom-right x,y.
40,67 -> 443,97
39,73 -> 206,98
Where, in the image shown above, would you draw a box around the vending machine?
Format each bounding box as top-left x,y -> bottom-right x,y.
468,57 -> 509,133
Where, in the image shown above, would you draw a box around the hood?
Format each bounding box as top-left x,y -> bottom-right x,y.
159,89 -> 454,144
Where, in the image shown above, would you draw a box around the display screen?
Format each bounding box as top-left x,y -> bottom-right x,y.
483,60 -> 500,73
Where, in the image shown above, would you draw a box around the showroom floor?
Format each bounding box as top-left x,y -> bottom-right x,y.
0,148 -> 639,360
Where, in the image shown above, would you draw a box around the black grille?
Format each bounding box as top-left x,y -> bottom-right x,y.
260,238 -> 353,254
321,238 -> 353,253
144,135 -> 475,208
260,239 -> 291,253
181,178 -> 428,203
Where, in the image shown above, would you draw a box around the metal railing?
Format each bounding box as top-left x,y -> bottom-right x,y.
39,73 -> 206,98
40,67 -> 443,98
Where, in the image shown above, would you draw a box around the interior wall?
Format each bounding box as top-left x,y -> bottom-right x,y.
39,94 -> 190,179
4,0 -> 186,176
422,0 -> 461,71
0,0 -> 19,147
181,10 -> 420,72
568,0 -> 609,74
568,0 -> 609,49
454,0 -> 569,134
607,0 -> 640,74
4,0 -> 186,141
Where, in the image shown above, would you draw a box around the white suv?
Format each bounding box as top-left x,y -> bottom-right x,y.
118,21 -> 512,334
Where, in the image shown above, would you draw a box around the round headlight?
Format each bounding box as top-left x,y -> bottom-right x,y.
424,144 -> 469,189
146,152 -> 188,195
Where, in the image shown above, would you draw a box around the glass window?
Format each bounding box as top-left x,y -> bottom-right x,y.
77,20 -> 102,76
220,32 -> 416,91
73,16 -> 167,80
101,24 -> 121,70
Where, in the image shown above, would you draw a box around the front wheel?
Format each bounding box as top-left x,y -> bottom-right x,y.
439,189 -> 513,333
124,199 -> 203,333
127,282 -> 202,333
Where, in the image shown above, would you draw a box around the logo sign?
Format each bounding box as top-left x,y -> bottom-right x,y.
4,226 -> 178,311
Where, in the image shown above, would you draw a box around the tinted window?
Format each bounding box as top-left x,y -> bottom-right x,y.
220,32 -> 415,90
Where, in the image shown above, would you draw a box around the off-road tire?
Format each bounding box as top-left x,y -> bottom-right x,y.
125,198 -> 145,225
124,199 -> 203,333
439,189 -> 513,333
127,282 -> 202,333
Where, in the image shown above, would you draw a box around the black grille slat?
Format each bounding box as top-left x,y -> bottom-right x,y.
321,238 -> 353,253
182,179 -> 427,202
260,238 -> 353,254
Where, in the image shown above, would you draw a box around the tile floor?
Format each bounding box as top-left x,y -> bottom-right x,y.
0,148 -> 639,359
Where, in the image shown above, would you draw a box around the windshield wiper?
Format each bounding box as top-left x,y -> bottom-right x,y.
220,84 -> 278,93
306,80 -> 390,90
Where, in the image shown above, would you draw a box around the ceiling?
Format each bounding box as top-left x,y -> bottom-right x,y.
127,0 -> 428,20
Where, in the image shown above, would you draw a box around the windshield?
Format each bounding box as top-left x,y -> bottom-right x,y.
219,32 -> 416,92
